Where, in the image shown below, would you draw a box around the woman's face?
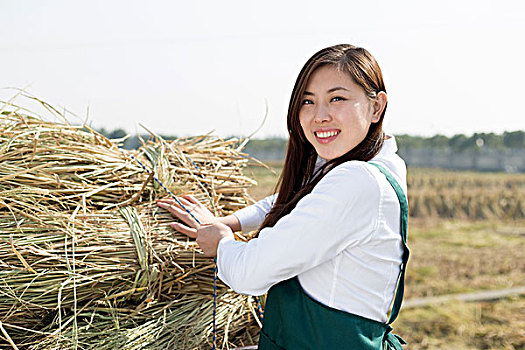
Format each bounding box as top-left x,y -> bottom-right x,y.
299,65 -> 384,161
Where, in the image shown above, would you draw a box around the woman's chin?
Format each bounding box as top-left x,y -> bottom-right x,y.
315,152 -> 337,161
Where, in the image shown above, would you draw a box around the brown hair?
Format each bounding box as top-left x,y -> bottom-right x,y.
258,44 -> 387,232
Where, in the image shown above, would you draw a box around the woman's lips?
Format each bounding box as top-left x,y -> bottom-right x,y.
314,129 -> 340,144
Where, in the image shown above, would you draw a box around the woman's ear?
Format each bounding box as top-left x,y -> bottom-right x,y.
371,92 -> 387,123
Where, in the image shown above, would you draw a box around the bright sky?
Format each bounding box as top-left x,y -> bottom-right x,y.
1,0 -> 524,138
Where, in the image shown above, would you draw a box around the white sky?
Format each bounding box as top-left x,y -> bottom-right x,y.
1,0 -> 524,138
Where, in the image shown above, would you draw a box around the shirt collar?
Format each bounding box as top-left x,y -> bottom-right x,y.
373,135 -> 398,161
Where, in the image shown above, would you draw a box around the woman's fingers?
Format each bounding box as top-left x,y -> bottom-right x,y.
182,195 -> 200,205
171,221 -> 235,257
157,199 -> 199,228
157,195 -> 217,230
158,197 -> 194,211
158,197 -> 199,214
170,222 -> 198,239
178,196 -> 196,210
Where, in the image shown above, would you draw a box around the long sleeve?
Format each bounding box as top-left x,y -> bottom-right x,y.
217,161 -> 381,296
233,193 -> 277,233
232,156 -> 327,233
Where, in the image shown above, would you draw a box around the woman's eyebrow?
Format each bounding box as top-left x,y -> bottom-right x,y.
303,87 -> 349,96
327,86 -> 349,93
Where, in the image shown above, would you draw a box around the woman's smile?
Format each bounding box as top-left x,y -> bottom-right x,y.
314,128 -> 341,144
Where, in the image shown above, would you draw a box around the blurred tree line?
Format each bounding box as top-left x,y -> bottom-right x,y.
396,131 -> 525,152
96,128 -> 177,149
96,128 -> 525,153
242,131 -> 525,155
96,128 -> 525,171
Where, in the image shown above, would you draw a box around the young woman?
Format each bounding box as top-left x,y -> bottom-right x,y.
157,44 -> 409,349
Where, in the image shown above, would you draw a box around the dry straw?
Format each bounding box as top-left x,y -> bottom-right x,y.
408,169 -> 525,220
0,95 -> 261,349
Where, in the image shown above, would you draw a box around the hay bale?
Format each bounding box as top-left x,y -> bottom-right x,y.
0,99 -> 261,349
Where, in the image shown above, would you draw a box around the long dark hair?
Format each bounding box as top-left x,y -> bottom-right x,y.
258,44 -> 387,232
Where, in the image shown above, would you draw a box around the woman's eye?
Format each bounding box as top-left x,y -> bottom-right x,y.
331,96 -> 346,102
302,99 -> 314,105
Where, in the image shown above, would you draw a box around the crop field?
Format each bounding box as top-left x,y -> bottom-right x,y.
408,169 -> 525,220
245,164 -> 525,221
245,163 -> 525,349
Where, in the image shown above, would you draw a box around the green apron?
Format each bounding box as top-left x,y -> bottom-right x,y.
258,163 -> 410,350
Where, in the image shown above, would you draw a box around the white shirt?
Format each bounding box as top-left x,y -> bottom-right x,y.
217,136 -> 407,323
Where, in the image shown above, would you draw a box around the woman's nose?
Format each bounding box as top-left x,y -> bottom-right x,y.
314,104 -> 332,123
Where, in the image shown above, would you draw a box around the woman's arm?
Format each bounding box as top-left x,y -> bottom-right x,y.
157,193 -> 277,234
217,162 -> 382,295
158,163 -> 382,295
232,193 -> 277,233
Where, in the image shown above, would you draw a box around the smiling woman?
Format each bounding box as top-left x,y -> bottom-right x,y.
158,44 -> 409,350
259,45 -> 390,233
299,65 -> 387,161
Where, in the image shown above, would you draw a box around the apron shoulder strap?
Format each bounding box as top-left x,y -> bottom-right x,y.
368,162 -> 410,325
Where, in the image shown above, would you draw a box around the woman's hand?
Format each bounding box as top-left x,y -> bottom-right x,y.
156,195 -> 236,257
194,222 -> 234,257
156,195 -> 217,237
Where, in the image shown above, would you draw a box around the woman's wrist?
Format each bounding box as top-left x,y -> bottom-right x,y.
217,215 -> 241,232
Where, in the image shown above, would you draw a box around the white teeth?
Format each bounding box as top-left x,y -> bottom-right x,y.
316,130 -> 339,138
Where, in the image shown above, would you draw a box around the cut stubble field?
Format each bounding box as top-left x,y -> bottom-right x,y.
245,163 -> 525,349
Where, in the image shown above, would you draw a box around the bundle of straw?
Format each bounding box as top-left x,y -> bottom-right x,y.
30,292 -> 261,350
0,97 -> 261,349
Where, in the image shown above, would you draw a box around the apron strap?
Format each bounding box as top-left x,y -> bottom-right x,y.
369,162 -> 410,325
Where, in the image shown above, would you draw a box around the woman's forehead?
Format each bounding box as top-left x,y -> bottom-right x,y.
305,65 -> 361,92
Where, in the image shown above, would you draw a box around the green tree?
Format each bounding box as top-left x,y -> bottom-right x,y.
503,131 -> 525,149
396,135 -> 426,149
428,135 -> 449,149
449,134 -> 469,152
475,132 -> 504,149
108,128 -> 127,140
